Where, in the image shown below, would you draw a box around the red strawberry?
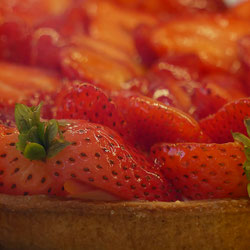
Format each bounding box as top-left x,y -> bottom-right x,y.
0,62 -> 62,103
150,142 -> 248,200
237,35 -> 250,94
54,121 -> 177,201
55,82 -> 129,139
114,95 -> 210,151
0,124 -> 66,196
136,13 -> 250,73
228,0 -> 250,21
0,19 -> 31,64
106,0 -> 226,15
60,44 -> 138,91
0,61 -> 63,124
200,98 -> 250,143
0,104 -> 178,201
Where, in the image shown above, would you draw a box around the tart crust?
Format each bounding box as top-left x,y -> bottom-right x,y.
0,194 -> 249,250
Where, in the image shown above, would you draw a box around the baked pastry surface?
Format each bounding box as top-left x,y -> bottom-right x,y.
0,194 -> 249,250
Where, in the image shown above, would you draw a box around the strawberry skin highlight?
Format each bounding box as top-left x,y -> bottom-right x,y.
151,142 -> 248,200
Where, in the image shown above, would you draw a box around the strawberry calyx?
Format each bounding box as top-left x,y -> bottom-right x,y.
232,118 -> 250,197
15,103 -> 70,161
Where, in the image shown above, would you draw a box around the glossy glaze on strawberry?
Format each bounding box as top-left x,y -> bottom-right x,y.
0,105 -> 178,201
151,142 -> 248,200
115,94 -> 209,150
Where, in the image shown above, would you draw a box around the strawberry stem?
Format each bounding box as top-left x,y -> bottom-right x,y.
15,103 -> 70,161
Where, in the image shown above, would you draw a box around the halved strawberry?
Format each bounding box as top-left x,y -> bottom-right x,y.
191,87 -> 227,120
55,82 -> 128,138
192,73 -> 247,120
0,18 -> 31,64
0,104 -> 178,201
105,0 -> 226,15
114,94 -> 209,151
200,98 -> 250,143
136,13 -> 250,73
237,35 -> 250,94
60,45 -> 138,91
0,0 -> 74,26
0,62 -> 62,124
150,142 -> 248,200
227,0 -> 250,21
81,0 -> 156,56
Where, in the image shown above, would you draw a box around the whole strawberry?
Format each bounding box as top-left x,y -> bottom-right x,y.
151,140 -> 248,200
0,103 -> 178,202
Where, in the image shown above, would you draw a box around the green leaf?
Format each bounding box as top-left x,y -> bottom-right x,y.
244,160 -> 250,181
232,118 -> 250,199
31,102 -> 43,127
45,119 -> 58,147
24,143 -> 46,161
16,133 -> 29,152
47,140 -> 71,158
15,104 -> 33,133
37,122 -> 45,146
245,148 -> 250,162
16,126 -> 40,151
245,119 -> 250,137
15,103 -> 70,161
232,132 -> 250,148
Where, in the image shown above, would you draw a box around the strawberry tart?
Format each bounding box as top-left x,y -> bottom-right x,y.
0,0 -> 249,249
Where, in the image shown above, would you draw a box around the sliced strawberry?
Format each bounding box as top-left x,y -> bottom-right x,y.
144,54 -> 208,112
81,0 -> 156,56
200,98 -> 250,143
0,62 -> 62,124
114,95 -> 209,151
36,5 -> 89,37
105,0 -> 226,15
237,35 -> 250,94
60,45 -> 138,91
227,0 -> 250,21
136,13 -> 250,73
0,0 -> 74,26
192,73 -> 246,120
55,82 -> 128,138
191,87 -> 227,120
0,62 -> 62,100
150,142 -> 248,200
0,19 -> 31,64
29,27 -> 65,70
